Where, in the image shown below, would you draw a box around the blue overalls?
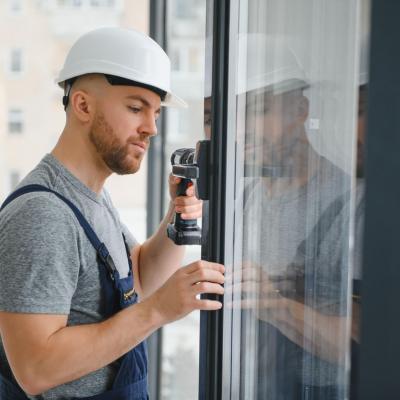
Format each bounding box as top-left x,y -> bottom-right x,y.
0,184 -> 149,400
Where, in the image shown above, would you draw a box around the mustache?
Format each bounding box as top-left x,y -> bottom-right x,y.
127,137 -> 150,146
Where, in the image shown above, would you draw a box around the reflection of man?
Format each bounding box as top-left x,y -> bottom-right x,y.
234,36 -> 355,399
242,84 -> 367,400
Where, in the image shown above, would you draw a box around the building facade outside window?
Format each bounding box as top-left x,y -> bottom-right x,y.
0,0 -> 150,233
8,108 -> 23,134
9,48 -> 23,74
9,0 -> 23,14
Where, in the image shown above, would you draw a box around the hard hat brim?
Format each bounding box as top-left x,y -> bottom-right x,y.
55,75 -> 188,109
162,92 -> 188,108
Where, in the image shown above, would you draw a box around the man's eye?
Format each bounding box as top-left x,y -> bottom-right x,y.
128,106 -> 141,113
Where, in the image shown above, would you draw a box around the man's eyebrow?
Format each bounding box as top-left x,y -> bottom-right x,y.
125,95 -> 161,113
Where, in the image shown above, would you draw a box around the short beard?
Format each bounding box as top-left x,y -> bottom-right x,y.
89,112 -> 141,175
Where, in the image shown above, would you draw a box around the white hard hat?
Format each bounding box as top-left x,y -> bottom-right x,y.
236,34 -> 309,95
204,34 -> 309,98
56,27 -> 187,108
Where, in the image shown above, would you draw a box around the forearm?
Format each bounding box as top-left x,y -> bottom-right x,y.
18,300 -> 163,395
138,201 -> 185,297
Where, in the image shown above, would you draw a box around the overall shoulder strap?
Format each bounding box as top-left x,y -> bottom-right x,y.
0,184 -> 117,278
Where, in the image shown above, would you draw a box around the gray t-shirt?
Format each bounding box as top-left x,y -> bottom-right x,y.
0,154 -> 139,399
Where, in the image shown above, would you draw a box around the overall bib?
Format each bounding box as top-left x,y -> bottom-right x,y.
0,184 -> 149,400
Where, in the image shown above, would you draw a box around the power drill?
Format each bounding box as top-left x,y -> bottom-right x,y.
167,148 -> 202,245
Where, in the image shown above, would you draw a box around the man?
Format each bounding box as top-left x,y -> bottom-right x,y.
0,27 -> 224,399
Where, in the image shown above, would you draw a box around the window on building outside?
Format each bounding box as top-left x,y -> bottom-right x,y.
8,109 -> 24,134
9,0 -> 22,14
10,49 -> 23,73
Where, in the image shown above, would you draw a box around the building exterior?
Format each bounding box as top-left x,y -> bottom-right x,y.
0,0 -> 148,214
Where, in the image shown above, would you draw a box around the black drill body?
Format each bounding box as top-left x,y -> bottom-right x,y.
167,148 -> 202,245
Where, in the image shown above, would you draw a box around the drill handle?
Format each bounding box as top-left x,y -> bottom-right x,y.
174,178 -> 195,226
176,178 -> 192,197
167,178 -> 202,245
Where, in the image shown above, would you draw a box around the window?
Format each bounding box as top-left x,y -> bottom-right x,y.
202,0 -> 371,398
9,48 -> 23,74
159,1 -> 207,399
9,0 -> 22,14
8,109 -> 23,134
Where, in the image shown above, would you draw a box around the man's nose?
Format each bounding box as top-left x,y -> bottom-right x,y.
140,113 -> 158,137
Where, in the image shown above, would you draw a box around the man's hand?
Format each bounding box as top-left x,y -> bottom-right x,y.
0,260 -> 224,396
169,175 -> 202,220
146,260 -> 225,324
134,175 -> 203,299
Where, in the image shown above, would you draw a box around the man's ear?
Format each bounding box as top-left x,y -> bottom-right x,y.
69,90 -> 94,123
297,95 -> 309,123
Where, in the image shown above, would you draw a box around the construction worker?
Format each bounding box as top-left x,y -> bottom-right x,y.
0,27 -> 224,400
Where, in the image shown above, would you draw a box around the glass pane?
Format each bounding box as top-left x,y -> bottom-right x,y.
225,0 -> 371,398
160,0 -> 206,399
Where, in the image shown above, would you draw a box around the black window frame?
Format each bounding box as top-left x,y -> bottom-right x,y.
147,1 -> 168,399
358,1 -> 400,398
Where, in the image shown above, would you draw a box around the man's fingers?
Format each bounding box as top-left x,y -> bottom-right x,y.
186,184 -> 195,196
174,198 -> 203,209
176,206 -> 202,219
192,282 -> 224,296
194,299 -> 223,311
188,268 -> 225,285
184,261 -> 225,275
169,174 -> 181,185
180,211 -> 202,220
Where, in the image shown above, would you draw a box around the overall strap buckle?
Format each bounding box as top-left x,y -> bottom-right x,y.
123,287 -> 137,301
97,242 -> 117,281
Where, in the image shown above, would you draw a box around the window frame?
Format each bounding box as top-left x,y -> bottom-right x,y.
147,1 -> 168,399
358,0 -> 400,398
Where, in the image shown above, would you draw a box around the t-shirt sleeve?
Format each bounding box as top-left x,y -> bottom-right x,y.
0,194 -> 81,314
121,222 -> 139,250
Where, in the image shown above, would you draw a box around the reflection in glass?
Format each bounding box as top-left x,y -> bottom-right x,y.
224,0 -> 370,398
